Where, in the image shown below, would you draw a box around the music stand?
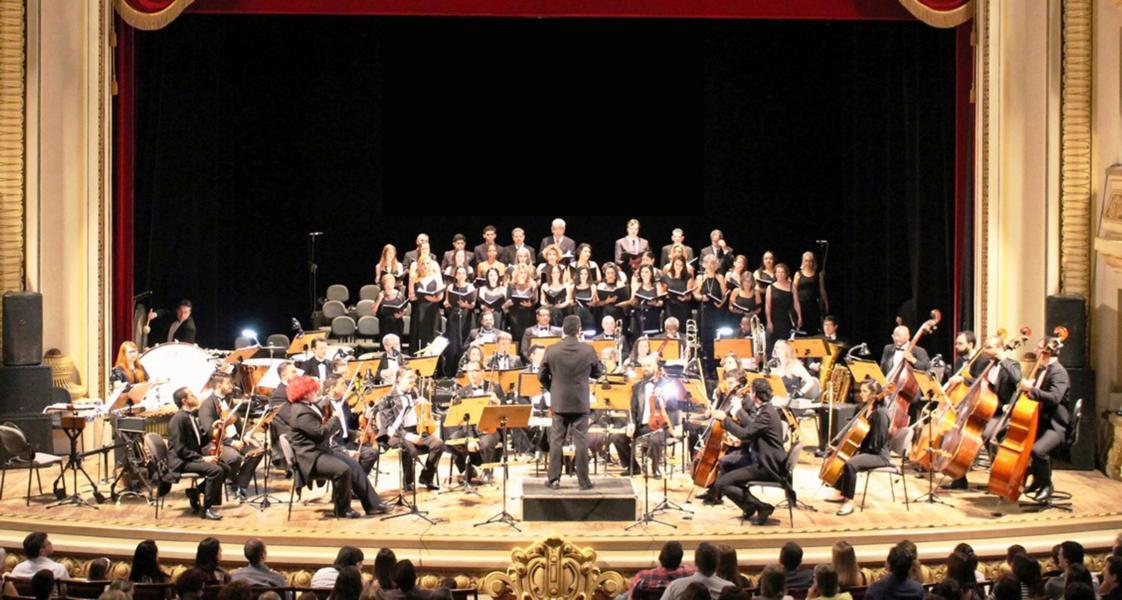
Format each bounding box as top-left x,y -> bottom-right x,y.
847,359 -> 888,387
47,412 -> 104,509
625,429 -> 675,530
495,369 -> 523,398
109,382 -> 159,413
480,341 -> 517,364
590,380 -> 632,414
442,397 -> 490,495
911,370 -> 951,505
287,330 -> 327,356
530,336 -> 562,351
745,373 -> 788,398
224,345 -> 260,366
518,372 -> 543,398
789,338 -> 830,360
653,339 -> 681,360
474,404 -> 532,531
404,356 -> 440,377
247,404 -> 286,510
343,359 -> 382,382
713,338 -> 752,361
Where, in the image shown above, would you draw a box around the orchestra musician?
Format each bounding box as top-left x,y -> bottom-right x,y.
197,373 -> 262,502
321,375 -> 379,475
148,299 -> 197,344
625,337 -> 655,372
822,315 -> 842,344
374,334 -> 404,385
879,325 -> 931,421
614,219 -> 650,267
473,225 -> 503,265
110,341 -> 148,389
457,345 -> 486,375
267,361 -> 297,468
300,338 -> 332,382
825,379 -> 892,516
772,340 -> 820,405
704,378 -> 788,525
732,316 -> 754,339
487,332 -> 522,371
659,228 -> 695,268
468,311 -> 500,346
950,331 -> 986,382
168,387 -> 230,520
445,362 -> 502,484
500,227 -> 536,265
594,316 -> 629,358
622,355 -> 673,478
1019,336 -> 1072,503
521,308 -> 562,361
539,315 -> 603,490
285,376 -> 389,518
377,369 -> 444,491
539,218 -> 576,257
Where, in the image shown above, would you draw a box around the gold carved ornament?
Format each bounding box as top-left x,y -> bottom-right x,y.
481,537 -> 626,600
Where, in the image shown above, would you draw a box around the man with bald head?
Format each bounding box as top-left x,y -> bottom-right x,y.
879,325 -> 930,375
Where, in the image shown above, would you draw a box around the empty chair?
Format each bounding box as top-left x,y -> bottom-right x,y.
0,423 -> 65,506
322,300 -> 346,321
331,316 -> 357,342
266,333 -> 290,350
355,299 -> 376,317
357,315 -> 380,339
359,284 -> 381,301
325,284 -> 349,303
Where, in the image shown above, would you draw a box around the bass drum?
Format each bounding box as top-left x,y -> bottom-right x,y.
139,342 -> 217,408
240,358 -> 286,395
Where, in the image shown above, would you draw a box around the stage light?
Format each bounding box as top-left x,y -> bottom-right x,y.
241,328 -> 258,340
716,327 -> 733,339
582,329 -> 597,339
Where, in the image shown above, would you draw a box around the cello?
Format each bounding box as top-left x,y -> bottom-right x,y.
691,376 -> 748,488
818,382 -> 897,486
933,327 -> 1030,478
885,310 -> 942,434
987,327 -> 1067,502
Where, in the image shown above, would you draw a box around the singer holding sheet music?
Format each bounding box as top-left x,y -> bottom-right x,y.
539,315 -> 603,490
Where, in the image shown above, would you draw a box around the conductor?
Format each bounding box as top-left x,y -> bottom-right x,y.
539,315 -> 603,490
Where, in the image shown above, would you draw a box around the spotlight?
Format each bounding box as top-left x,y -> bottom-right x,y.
716,327 -> 733,339
241,329 -> 259,341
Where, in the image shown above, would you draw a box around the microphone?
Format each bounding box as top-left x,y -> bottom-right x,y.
816,239 -> 828,244
309,232 -> 324,236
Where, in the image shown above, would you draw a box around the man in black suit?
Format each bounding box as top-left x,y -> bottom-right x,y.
879,325 -> 931,423
148,299 -> 197,344
539,315 -> 603,489
268,361 -> 297,467
708,379 -> 790,524
300,338 -> 332,381
949,330 -> 981,380
539,218 -> 576,257
468,311 -> 500,345
473,225 -> 504,265
614,219 -> 651,266
168,387 -> 229,520
197,373 -> 262,502
521,308 -> 562,361
321,375 -> 379,475
501,227 -> 536,265
594,315 -> 630,359
376,369 -> 444,491
659,228 -> 695,268
285,376 -> 373,519
1021,337 -> 1071,502
698,230 -> 734,274
733,316 -> 754,339
402,233 -> 430,271
445,363 -> 502,484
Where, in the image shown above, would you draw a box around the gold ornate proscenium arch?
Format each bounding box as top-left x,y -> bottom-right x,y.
114,0 -> 194,31
482,537 -> 627,600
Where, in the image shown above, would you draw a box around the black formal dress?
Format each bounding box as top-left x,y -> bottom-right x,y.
167,409 -> 229,510
768,285 -> 796,350
411,276 -> 443,352
443,283 -> 476,376
539,337 -> 603,487
664,275 -> 693,328
596,282 -> 630,334
697,276 -> 725,364
477,285 -> 508,331
573,284 -> 596,331
632,284 -> 663,338
795,270 -> 824,335
506,284 -> 537,345
542,285 -> 571,327
729,288 -> 759,319
376,291 -> 408,343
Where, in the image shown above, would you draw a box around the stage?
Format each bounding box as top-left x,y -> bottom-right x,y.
3,449 -> 1120,580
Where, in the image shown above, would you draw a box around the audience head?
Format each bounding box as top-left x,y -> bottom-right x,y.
814,564 -> 839,598
374,548 -> 397,589
1059,541 -> 1085,570
23,533 -> 50,559
244,538 -> 267,567
130,540 -> 165,583
87,557 -> 111,580
993,574 -> 1022,600
694,542 -> 720,577
717,587 -> 750,600
218,581 -> 252,600
887,544 -> 914,580
175,568 -> 209,600
1103,556 -> 1122,595
392,560 -> 418,592
946,550 -> 978,589
759,565 -> 787,599
658,541 -> 684,571
30,569 -> 53,600
1007,545 -> 1027,565
717,545 -> 741,585
832,541 -> 861,588
195,537 -> 222,577
258,593 -> 281,600
332,566 -> 363,600
334,546 -> 364,569
1012,553 -> 1044,598
681,582 -> 710,600
780,542 -> 804,572
1065,582 -> 1095,600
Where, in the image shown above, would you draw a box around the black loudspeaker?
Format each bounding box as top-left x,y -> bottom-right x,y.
1056,367 -> 1096,471
0,365 -> 52,414
1046,294 -> 1087,369
3,292 -> 42,367
815,404 -> 860,452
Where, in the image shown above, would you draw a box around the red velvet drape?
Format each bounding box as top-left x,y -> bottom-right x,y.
111,18 -> 135,355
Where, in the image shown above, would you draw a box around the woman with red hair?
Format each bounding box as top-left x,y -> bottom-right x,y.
110,341 -> 148,388
284,375 -> 388,519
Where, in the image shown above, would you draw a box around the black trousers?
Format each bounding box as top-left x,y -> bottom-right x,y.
331,449 -> 384,511
180,459 -> 230,508
548,413 -> 591,487
387,433 -> 443,484
716,464 -> 775,513
836,453 -> 891,500
1030,426 -> 1065,488
307,453 -> 353,516
447,428 -> 502,474
219,444 -> 263,489
335,442 -> 379,475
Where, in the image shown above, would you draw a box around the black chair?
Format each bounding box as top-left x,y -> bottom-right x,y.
630,587 -> 667,600
860,427 -> 911,512
1033,397 -> 1083,512
745,442 -> 804,527
278,434 -> 331,520
0,423 -> 65,506
143,433 -> 200,518
59,579 -> 110,599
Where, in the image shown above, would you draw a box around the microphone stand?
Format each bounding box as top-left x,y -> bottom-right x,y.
914,388 -> 951,505
651,427 -> 691,516
307,232 -> 321,317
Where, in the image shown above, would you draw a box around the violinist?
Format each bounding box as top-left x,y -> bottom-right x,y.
623,355 -> 672,478
1019,336 -> 1071,503
197,373 -> 261,502
825,379 -> 892,516
322,375 -> 379,475
286,376 -> 389,518
377,369 -> 444,491
167,387 -> 229,520
943,334 -> 1022,490
703,378 -> 787,526
374,334 -> 404,385
445,362 -> 501,484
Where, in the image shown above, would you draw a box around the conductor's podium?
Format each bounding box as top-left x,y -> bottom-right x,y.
520,478 -> 637,522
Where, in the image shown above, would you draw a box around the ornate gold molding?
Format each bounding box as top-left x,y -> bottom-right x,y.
481,537 -> 626,600
977,0 -> 991,335
0,0 -> 24,357
897,0 -> 974,28
1060,0 -> 1092,297
113,0 -> 194,31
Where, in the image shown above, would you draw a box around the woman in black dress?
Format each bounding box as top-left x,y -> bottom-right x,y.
693,255 -> 727,373
375,243 -> 405,286
505,265 -> 537,344
631,264 -> 664,337
593,262 -> 630,335
725,254 -> 749,292
570,243 -> 601,283
663,256 -> 695,329
728,271 -> 760,320
540,264 -> 573,326
374,272 -> 408,343
410,257 -> 444,352
765,263 -> 796,352
442,265 -> 476,375
754,250 -> 777,290
572,266 -> 598,331
478,267 -> 508,332
793,251 -> 828,336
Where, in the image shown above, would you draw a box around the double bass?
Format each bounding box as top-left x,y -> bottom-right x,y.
884,310 -> 942,434
818,382 -> 897,486
933,327 -> 1030,478
987,327 -> 1067,502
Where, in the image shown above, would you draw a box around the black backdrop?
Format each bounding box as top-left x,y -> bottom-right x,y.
134,15 -> 957,355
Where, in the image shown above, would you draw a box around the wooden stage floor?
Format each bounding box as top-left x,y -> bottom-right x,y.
1,451 -> 1119,572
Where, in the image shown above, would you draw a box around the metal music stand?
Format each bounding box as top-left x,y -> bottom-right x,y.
625,429 -> 675,530
474,404 -> 532,531
47,411 -> 104,509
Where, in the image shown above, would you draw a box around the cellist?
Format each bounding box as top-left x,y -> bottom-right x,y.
825,379 -> 892,517
694,369 -> 754,504
879,325 -> 931,422
943,334 -> 1022,490
1018,336 -> 1071,503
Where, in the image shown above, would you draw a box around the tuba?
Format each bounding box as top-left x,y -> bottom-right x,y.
750,313 -> 766,368
825,364 -> 852,405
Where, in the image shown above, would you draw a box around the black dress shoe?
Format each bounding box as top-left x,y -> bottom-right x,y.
201,508 -> 223,521
188,490 -> 201,513
1024,480 -> 1042,494
235,488 -> 249,503
365,505 -> 391,516
739,507 -> 757,521
702,496 -> 723,506
1034,484 -> 1054,502
336,508 -> 362,519
579,481 -> 595,490
424,480 -> 441,491
942,478 -> 969,491
403,483 -> 415,492
546,479 -> 561,490
749,505 -> 775,525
